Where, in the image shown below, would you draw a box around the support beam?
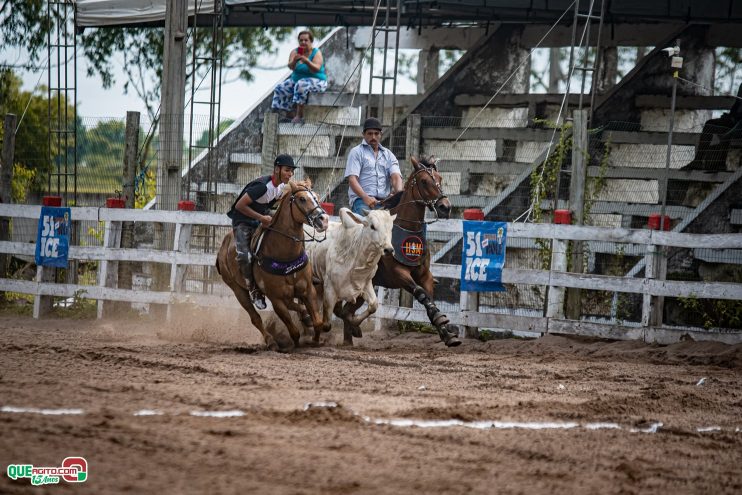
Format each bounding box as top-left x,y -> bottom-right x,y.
154,0 -> 188,317
1,114 -> 16,284
566,110 -> 587,319
157,0 -> 188,211
417,49 -> 439,94
261,112 -> 279,176
97,220 -> 123,319
118,111 -> 139,308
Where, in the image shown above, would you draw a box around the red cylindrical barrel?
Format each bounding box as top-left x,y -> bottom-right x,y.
648,213 -> 671,231
321,202 -> 335,216
463,208 -> 484,221
105,198 -> 126,208
177,200 -> 196,211
553,209 -> 572,225
42,196 -> 63,207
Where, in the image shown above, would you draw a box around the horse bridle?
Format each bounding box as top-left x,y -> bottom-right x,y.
265,187 -> 327,243
410,166 -> 448,211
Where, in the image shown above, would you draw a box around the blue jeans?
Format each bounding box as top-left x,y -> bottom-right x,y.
351,198 -> 387,216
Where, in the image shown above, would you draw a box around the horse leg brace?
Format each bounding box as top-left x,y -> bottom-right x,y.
413,287 -> 449,327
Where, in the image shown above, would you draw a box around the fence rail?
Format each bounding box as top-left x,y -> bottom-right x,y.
1,204 -> 741,344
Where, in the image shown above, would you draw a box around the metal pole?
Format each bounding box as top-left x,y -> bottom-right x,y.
660,71 -> 678,232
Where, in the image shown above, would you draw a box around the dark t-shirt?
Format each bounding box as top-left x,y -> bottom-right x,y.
227,175 -> 285,226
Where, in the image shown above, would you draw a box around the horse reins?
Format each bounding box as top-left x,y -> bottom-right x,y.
393,166 -> 449,228
264,187 -> 327,243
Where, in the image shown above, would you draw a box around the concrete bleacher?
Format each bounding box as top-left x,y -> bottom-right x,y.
189,21 -> 741,243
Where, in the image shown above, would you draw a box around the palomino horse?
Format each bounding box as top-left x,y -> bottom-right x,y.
216,179 -> 330,351
339,156 -> 461,347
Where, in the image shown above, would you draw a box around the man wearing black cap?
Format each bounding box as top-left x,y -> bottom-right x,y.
227,154 -> 297,309
344,117 -> 403,215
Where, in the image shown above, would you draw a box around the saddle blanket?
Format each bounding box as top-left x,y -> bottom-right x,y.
392,224 -> 426,267
257,251 -> 309,276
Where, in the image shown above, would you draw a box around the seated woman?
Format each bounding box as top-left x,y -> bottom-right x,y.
271,30 -> 327,124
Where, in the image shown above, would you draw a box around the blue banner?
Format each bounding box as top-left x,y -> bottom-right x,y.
460,220 -> 507,292
35,207 -> 71,268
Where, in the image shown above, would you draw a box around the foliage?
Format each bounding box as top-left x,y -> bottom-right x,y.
678,295 -> 742,330
0,70 -> 77,194
583,138 -> 611,224
135,164 -> 157,209
11,164 -> 35,203
397,320 -> 436,334
79,26 -> 294,119
77,119 -> 127,194
528,119 -> 572,268
714,48 -> 742,94
87,221 -> 105,245
193,118 -> 234,149
385,49 -> 465,88
0,0 -> 50,67
529,118 -> 572,224
51,289 -> 97,319
1,6 -> 314,119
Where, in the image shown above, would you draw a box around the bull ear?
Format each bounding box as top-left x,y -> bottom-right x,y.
339,208 -> 356,229
340,208 -> 364,228
390,213 -> 397,222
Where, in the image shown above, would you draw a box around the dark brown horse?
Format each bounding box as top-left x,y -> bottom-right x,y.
216,179 -> 330,351
340,156 -> 461,347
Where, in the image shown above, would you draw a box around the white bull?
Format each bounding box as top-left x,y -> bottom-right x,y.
307,208 -> 395,343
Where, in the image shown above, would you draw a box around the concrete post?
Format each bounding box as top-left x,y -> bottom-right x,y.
417,49 -> 439,95
261,112 -> 279,176
399,114 -> 421,309
118,111 -> 139,305
153,0 -> 188,318
565,109 -> 588,319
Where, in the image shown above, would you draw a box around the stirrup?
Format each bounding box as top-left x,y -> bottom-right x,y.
249,289 -> 267,310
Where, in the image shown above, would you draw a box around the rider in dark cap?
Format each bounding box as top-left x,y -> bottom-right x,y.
362,117 -> 383,132
344,116 -> 403,215
227,154 -> 298,309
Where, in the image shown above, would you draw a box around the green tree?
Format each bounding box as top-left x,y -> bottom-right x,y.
193,118 -> 234,148
0,69 -> 75,193
1,3 -> 301,119
76,119 -> 127,195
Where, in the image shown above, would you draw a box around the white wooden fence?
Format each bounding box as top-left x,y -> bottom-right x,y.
1,204 -> 741,344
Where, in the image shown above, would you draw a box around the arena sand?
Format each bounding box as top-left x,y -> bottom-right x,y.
1,309 -> 741,494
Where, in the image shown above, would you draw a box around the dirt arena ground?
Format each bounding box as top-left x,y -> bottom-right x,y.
1,308 -> 741,494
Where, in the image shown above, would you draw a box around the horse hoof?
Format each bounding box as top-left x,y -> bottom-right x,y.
321,323 -> 332,333
341,338 -> 354,346
351,325 -> 363,338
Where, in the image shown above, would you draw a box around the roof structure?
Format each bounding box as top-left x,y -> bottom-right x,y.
76,0 -> 742,28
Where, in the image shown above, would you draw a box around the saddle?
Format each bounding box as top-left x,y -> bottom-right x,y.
249,226 -> 265,256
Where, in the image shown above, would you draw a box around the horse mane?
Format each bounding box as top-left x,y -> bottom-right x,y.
290,178 -> 313,192
377,156 -> 439,210
418,155 -> 438,170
